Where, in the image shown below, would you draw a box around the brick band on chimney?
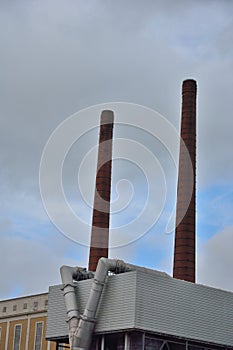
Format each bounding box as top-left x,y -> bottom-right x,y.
88,110 -> 114,271
173,79 -> 197,283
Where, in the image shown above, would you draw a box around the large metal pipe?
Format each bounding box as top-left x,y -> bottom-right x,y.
88,110 -> 114,272
173,79 -> 197,283
72,258 -> 168,350
60,266 -> 94,348
73,258 -> 131,350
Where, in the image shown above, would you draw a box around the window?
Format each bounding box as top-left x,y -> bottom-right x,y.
0,326 -> 2,342
23,303 -> 27,310
169,342 -> 186,350
145,337 -> 163,350
13,324 -> 22,350
2,306 -> 6,312
34,322 -> 43,350
44,300 -> 48,308
33,301 -> 38,310
13,305 -> 17,311
105,333 -> 124,350
130,332 -> 143,350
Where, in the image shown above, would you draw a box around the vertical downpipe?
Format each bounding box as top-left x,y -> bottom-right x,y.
88,110 -> 114,272
173,79 -> 197,283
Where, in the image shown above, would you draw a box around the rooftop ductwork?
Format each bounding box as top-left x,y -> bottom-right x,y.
61,258 -> 157,350
60,266 -> 94,348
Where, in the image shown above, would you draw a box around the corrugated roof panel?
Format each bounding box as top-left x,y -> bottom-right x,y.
95,271 -> 136,333
46,285 -> 68,340
135,271 -> 233,347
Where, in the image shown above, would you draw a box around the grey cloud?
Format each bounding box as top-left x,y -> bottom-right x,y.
1,0 -> 233,295
0,230 -> 87,299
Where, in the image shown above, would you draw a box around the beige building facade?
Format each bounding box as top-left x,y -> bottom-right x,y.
0,292 -> 57,350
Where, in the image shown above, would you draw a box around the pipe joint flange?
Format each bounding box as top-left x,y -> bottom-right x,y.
61,282 -> 76,291
66,315 -> 79,323
93,278 -> 105,286
80,314 -> 96,324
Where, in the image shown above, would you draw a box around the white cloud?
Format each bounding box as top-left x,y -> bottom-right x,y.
197,226 -> 233,292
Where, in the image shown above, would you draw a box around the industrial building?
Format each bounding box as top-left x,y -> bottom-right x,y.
46,262 -> 233,349
0,292 -> 56,350
2,79 -> 233,349
45,79 -> 233,349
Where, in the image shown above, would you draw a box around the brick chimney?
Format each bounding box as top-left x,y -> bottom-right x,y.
88,110 -> 114,271
173,79 -> 197,283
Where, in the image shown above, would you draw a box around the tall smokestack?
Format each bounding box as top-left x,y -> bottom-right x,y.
173,79 -> 197,283
88,110 -> 114,271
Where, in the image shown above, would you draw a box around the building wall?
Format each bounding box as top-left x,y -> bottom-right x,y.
47,270 -> 233,349
0,293 -> 56,350
0,321 -> 7,350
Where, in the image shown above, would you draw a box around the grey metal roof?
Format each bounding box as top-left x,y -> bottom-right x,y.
46,269 -> 233,347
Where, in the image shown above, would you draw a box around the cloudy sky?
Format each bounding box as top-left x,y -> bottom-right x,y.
1,0 -> 233,299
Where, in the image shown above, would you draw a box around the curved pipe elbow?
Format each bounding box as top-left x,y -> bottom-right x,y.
95,258 -> 129,282
60,265 -> 75,286
60,265 -> 90,286
95,258 -> 115,282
